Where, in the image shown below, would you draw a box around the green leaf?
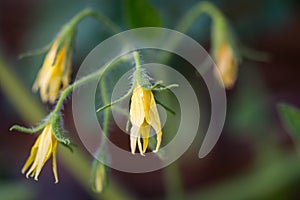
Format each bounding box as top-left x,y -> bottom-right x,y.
278,103 -> 300,140
123,0 -> 161,28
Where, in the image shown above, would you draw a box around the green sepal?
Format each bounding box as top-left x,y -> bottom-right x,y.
151,83 -> 179,91
51,113 -> 71,145
134,68 -> 151,89
61,142 -> 77,153
18,43 -> 52,59
278,103 -> 300,141
96,86 -> 133,113
9,120 -> 48,133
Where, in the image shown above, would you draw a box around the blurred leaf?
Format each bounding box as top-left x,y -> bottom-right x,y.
123,0 -> 161,28
229,64 -> 271,137
0,182 -> 36,200
278,103 -> 300,140
188,154 -> 300,200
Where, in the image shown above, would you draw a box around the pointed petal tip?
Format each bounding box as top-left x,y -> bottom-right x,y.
140,152 -> 145,156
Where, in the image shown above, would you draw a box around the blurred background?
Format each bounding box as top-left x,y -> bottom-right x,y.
1,0 -> 300,199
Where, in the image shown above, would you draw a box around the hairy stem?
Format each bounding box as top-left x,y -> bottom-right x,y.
53,67 -> 104,114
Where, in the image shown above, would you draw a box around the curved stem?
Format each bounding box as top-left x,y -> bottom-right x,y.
66,8 -> 121,35
176,1 -> 224,33
53,67 -> 104,114
159,2 -> 225,64
88,11 -> 121,34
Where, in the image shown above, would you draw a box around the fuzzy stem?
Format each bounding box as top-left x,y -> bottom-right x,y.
53,67 -> 104,114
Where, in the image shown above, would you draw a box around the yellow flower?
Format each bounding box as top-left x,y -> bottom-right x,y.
33,41 -> 71,103
22,124 -> 59,183
215,43 -> 238,89
129,83 -> 162,155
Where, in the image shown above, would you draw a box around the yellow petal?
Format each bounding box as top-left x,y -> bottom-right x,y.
48,76 -> 61,103
22,135 -> 41,174
153,130 -> 162,153
130,125 -> 139,154
52,138 -> 59,183
130,86 -> 146,126
22,124 -> 59,182
33,125 -> 53,180
145,91 -> 161,130
32,42 -> 70,103
95,163 -> 106,192
140,124 -> 150,153
216,44 -> 238,89
144,91 -> 163,152
61,57 -> 71,90
137,137 -> 144,156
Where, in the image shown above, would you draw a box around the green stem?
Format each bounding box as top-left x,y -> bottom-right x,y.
165,163 -> 184,200
96,87 -> 133,112
53,51 -> 133,114
133,51 -> 141,69
65,8 -> 121,35
160,2 -> 225,64
53,67 -> 104,114
88,11 -> 121,34
176,1 -> 223,33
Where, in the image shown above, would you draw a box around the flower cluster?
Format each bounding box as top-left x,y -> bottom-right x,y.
9,2 -> 251,193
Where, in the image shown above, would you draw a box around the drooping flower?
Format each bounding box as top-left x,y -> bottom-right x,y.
22,124 -> 59,183
129,83 -> 162,155
33,40 -> 72,103
214,42 -> 238,89
211,16 -> 240,89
